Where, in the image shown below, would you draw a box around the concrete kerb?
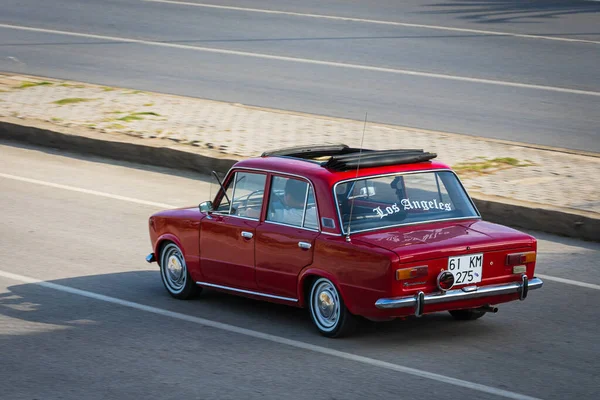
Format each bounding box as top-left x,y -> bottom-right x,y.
1,119 -> 598,242
0,119 -> 239,176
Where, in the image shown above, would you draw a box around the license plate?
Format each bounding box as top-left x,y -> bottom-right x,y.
447,253 -> 483,285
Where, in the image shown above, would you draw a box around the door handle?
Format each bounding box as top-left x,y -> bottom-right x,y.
298,242 -> 311,249
241,231 -> 254,239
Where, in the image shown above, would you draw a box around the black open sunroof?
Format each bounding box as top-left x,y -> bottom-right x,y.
261,144 -> 437,171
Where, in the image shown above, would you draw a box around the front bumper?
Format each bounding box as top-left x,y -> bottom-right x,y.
146,253 -> 156,263
375,276 -> 543,315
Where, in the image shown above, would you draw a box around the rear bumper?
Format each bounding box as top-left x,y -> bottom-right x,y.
375,276 -> 543,314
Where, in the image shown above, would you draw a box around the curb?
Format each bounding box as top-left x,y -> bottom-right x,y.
1,119 -> 598,242
0,119 -> 239,176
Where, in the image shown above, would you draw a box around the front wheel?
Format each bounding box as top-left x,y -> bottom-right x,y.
159,242 -> 201,299
308,278 -> 357,338
449,308 -> 486,321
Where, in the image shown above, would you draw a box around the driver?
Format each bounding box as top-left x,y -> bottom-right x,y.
272,179 -> 317,228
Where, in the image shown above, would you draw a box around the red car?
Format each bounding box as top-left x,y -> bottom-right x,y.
146,145 -> 542,337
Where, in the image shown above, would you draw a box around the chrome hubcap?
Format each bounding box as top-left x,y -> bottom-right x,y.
161,244 -> 186,293
167,255 -> 183,283
311,279 -> 340,332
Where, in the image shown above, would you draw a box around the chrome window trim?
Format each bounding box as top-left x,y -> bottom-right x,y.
336,216 -> 482,235
319,231 -> 342,236
229,171 -> 238,215
196,281 -> 298,302
209,213 -> 261,222
333,169 -> 481,236
301,184 -> 309,228
264,220 -> 320,233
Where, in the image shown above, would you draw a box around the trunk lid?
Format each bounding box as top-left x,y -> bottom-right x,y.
354,219 -> 534,263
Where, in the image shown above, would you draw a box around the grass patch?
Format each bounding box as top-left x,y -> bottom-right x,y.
50,117 -> 63,122
101,87 -> 115,92
18,81 -> 53,89
117,114 -> 144,122
117,111 -> 161,122
53,97 -> 95,105
143,102 -> 154,107
122,90 -> 144,95
59,83 -> 86,88
453,157 -> 533,176
132,111 -> 160,116
107,123 -> 126,130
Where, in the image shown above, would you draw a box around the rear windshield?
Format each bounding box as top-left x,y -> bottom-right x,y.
335,171 -> 479,234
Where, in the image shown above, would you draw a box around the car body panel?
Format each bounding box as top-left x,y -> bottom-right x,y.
255,222 -> 320,299
200,214 -> 260,290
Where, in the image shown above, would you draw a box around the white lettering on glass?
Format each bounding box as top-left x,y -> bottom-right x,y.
374,198 -> 453,218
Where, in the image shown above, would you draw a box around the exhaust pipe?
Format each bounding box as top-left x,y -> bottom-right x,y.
478,305 -> 498,313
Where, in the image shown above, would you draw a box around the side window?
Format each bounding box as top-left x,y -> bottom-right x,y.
267,176 -> 318,229
215,171 -> 266,219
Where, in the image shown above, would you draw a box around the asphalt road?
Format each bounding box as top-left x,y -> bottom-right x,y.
1,141 -> 599,400
1,0 -> 599,152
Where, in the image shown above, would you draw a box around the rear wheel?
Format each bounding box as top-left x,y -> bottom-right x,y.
449,308 -> 486,321
159,242 -> 201,299
308,277 -> 357,338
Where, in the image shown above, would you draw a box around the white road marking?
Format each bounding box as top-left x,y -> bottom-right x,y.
0,23 -> 599,97
536,274 -> 600,290
142,0 -> 600,45
0,172 -> 176,209
0,269 -> 542,400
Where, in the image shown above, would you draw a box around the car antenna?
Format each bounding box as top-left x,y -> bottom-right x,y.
346,112 -> 368,243
211,170 -> 231,205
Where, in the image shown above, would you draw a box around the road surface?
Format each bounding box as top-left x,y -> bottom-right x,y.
1,141 -> 599,399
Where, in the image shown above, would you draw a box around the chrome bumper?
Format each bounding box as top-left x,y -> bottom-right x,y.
375,276 -> 543,314
146,253 -> 156,263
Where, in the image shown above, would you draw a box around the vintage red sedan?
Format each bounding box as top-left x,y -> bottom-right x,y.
146,145 -> 543,337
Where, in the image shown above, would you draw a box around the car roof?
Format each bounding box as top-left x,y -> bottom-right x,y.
233,155 -> 452,187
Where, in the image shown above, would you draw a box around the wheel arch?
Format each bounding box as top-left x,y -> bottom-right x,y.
154,233 -> 185,265
297,268 -> 352,312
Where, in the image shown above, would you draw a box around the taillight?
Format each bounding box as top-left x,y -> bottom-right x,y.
396,266 -> 428,280
506,251 -> 536,266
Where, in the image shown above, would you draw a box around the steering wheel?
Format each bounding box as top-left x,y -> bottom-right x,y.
236,190 -> 265,215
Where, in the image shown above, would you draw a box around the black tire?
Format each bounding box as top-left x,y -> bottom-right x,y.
159,242 -> 201,299
308,277 -> 357,338
449,308 -> 486,321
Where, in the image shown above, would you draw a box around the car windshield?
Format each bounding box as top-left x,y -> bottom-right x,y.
335,171 -> 479,234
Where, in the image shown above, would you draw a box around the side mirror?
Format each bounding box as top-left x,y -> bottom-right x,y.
199,201 -> 213,213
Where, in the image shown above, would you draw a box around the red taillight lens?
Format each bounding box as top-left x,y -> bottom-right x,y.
396,266 -> 428,280
437,271 -> 455,291
506,252 -> 536,266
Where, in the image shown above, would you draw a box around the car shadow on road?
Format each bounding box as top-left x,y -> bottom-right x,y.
423,0 -> 600,24
1,270 -> 511,346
